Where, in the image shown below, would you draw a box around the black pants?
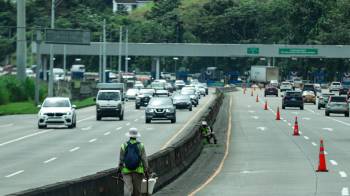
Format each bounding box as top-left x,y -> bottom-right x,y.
205,133 -> 217,144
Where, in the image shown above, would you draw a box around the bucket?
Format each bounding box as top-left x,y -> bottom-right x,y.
141,177 -> 157,194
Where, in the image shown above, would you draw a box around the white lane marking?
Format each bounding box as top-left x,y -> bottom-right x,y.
5,170 -> 24,178
0,123 -> 14,128
306,109 -> 315,113
43,157 -> 57,164
126,123 -> 130,126
340,171 -> 348,178
330,160 -> 338,166
116,127 -> 122,130
248,110 -> 255,113
311,142 -> 317,146
324,151 -> 328,155
69,147 -> 80,152
342,187 -> 349,196
251,116 -> 259,120
299,131 -> 303,134
302,117 -> 311,120
247,105 -> 251,108
288,123 -> 292,126
283,119 -> 287,122
323,128 -> 334,132
134,119 -> 139,122
77,116 -> 95,123
331,118 -> 350,126
304,136 -> 309,140
89,138 -> 97,143
81,126 -> 92,131
0,129 -> 53,147
256,127 -> 266,131
104,131 -> 111,136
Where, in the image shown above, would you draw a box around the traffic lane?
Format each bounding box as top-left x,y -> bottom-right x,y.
198,91 -> 326,196
262,91 -> 350,195
0,93 -> 215,195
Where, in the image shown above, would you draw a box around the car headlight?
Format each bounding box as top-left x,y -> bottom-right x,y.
67,112 -> 72,115
147,108 -> 154,113
166,108 -> 174,113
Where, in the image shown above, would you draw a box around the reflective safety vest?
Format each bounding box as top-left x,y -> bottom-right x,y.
201,126 -> 210,135
121,140 -> 145,174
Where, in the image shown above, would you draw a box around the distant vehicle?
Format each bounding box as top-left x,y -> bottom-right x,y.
302,91 -> 316,104
135,88 -> 155,109
339,81 -> 350,95
151,81 -> 166,90
250,66 -> 279,84
165,82 -> 176,93
302,83 -> 316,95
26,68 -> 35,77
282,90 -> 304,110
270,80 -> 279,88
280,81 -> 293,92
329,82 -> 342,92
195,84 -> 206,96
145,97 -> 176,123
134,81 -> 144,89
37,97 -> 76,129
172,94 -> 192,111
183,86 -> 201,100
314,83 -> 322,93
155,89 -> 170,97
325,96 -> 349,117
95,83 -> 125,121
318,93 -> 335,109
175,80 -> 186,89
126,88 -> 139,100
293,78 -> 303,89
264,86 -> 278,97
198,83 -> 209,95
53,68 -> 65,81
70,64 -> 85,80
181,88 -> 199,107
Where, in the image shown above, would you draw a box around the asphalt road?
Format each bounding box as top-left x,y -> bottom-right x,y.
193,88 -> 350,196
0,92 -> 214,195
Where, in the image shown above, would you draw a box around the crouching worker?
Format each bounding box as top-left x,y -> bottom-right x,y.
118,128 -> 149,196
200,121 -> 217,144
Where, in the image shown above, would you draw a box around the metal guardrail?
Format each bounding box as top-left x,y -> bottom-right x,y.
9,91 -> 225,196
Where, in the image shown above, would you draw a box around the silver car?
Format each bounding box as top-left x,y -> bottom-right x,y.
325,96 -> 349,117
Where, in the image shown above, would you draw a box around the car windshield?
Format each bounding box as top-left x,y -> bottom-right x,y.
140,89 -> 154,95
181,90 -> 195,95
332,82 -> 341,85
282,82 -> 290,85
286,92 -> 301,97
330,96 -> 347,102
303,91 -> 315,96
98,92 -> 120,101
148,98 -> 173,107
43,99 -> 70,107
127,89 -> 138,94
173,95 -> 190,100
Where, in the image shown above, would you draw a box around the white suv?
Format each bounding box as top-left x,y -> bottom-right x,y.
280,81 -> 293,92
329,82 -> 342,92
38,97 -> 77,129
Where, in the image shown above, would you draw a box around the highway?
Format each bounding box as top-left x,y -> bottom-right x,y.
187,88 -> 350,196
0,92 -> 214,195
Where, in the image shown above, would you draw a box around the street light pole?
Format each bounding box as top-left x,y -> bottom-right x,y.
125,28 -> 129,73
48,0 -> 55,97
118,26 -> 123,82
173,57 -> 179,79
16,0 -> 26,81
102,19 -> 107,83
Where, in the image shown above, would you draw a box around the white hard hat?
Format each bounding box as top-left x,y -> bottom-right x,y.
202,121 -> 207,125
125,127 -> 141,138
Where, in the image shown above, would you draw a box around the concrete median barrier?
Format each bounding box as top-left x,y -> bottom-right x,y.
9,91 -> 225,196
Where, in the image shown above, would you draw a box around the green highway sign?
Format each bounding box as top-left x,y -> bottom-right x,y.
279,48 -> 318,55
247,47 -> 260,55
45,29 -> 91,45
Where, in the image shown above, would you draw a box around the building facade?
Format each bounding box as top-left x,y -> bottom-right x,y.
113,0 -> 152,12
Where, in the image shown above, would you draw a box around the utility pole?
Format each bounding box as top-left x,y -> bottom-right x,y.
35,31 -> 42,105
102,19 -> 107,83
118,26 -> 123,82
63,45 -> 67,78
125,28 -> 129,73
16,0 -> 26,81
99,35 -> 102,82
48,0 -> 55,97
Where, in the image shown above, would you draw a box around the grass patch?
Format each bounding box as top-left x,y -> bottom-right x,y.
0,97 -> 95,116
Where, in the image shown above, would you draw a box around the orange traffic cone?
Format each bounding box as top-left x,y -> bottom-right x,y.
293,116 -> 300,136
251,90 -> 254,97
316,139 -> 328,172
264,101 -> 268,110
276,107 -> 280,120
256,95 -> 259,102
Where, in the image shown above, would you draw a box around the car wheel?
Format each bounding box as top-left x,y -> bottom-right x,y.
189,107 -> 192,111
145,118 -> 151,124
325,111 -> 330,116
38,124 -> 46,129
300,106 -> 304,110
120,112 -> 124,120
345,112 -> 349,117
318,105 -> 321,110
96,115 -> 101,121
136,105 -> 140,109
194,104 -> 197,107
73,118 -> 77,128
282,105 -> 285,109
171,118 -> 176,123
68,124 -> 74,129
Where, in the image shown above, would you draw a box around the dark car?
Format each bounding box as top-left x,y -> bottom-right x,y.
302,83 -> 316,95
339,81 -> 350,95
135,89 -> 155,109
264,86 -> 278,97
172,94 -> 192,111
282,91 -> 304,110
180,88 -> 198,107
318,93 -> 335,109
145,97 -> 176,123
